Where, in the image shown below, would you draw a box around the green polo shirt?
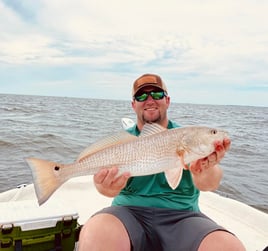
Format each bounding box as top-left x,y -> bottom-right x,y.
112,120 -> 200,211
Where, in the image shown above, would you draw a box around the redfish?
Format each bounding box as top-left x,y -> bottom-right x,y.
26,123 -> 229,205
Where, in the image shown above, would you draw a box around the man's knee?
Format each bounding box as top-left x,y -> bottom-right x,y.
78,213 -> 131,251
198,230 -> 246,251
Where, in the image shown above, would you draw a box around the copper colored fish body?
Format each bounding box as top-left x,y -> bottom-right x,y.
26,123 -> 229,205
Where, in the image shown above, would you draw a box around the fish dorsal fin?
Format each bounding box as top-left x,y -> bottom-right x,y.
77,131 -> 137,162
140,123 -> 167,137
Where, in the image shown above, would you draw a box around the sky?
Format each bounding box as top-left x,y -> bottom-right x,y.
0,0 -> 267,107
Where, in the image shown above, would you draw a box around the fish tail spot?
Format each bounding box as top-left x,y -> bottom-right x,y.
54,166 -> 60,171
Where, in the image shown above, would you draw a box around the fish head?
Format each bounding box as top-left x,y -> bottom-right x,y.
177,126 -> 230,161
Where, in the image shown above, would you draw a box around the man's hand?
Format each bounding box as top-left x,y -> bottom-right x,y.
189,138 -> 231,191
94,167 -> 131,197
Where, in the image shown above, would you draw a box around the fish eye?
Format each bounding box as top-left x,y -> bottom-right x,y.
211,129 -> 217,135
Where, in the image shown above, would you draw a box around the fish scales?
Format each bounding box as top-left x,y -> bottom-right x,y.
73,137 -> 167,176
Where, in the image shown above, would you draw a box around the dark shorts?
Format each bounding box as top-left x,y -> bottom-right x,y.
95,206 -> 231,251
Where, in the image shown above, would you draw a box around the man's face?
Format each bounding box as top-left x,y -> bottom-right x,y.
132,86 -> 170,126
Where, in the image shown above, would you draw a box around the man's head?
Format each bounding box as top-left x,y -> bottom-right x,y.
132,73 -> 168,98
131,73 -> 170,129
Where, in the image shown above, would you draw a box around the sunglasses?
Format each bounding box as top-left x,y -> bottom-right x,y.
134,91 -> 167,102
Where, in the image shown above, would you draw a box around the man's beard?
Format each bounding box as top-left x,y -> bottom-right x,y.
142,114 -> 161,124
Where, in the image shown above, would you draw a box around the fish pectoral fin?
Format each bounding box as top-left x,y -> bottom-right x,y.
176,148 -> 189,170
164,167 -> 183,190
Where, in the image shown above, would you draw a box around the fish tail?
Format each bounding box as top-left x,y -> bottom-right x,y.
26,157 -> 67,205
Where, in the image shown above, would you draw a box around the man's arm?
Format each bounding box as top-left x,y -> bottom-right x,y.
189,138 -> 231,191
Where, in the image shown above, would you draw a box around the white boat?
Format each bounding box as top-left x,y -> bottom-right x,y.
0,177 -> 267,250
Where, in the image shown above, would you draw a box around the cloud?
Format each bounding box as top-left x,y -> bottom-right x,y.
0,0 -> 267,106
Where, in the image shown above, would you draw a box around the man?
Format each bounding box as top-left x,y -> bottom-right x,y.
79,74 -> 245,250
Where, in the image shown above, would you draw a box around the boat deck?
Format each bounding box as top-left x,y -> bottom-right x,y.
0,176 -> 267,250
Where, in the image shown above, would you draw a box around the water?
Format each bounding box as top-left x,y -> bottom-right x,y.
0,94 -> 267,213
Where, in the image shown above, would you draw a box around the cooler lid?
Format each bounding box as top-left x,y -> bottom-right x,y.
0,200 -> 79,231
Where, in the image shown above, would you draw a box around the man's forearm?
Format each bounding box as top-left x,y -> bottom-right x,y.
191,164 -> 223,191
